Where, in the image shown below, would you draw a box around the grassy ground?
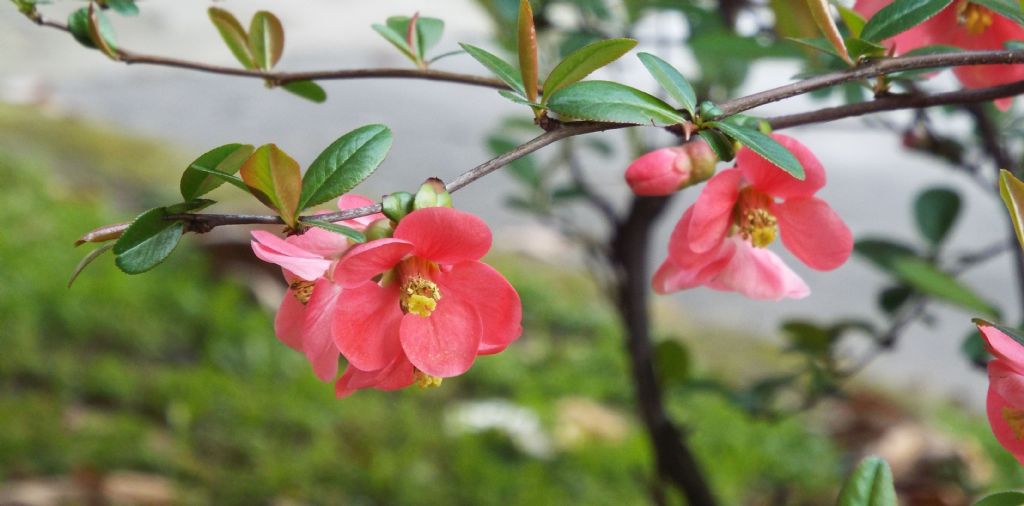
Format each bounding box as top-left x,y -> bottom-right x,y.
0,102 -> 1019,504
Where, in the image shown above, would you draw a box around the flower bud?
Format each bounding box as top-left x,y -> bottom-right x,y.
413,177 -> 452,210
364,218 -> 395,240
682,138 -> 718,184
624,147 -> 692,196
383,191 -> 414,222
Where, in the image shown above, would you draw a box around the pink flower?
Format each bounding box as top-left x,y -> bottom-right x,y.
976,322 -> 1024,464
331,206 -> 522,380
624,139 -> 718,196
250,195 -> 383,382
855,0 -> 1024,110
654,134 -> 852,300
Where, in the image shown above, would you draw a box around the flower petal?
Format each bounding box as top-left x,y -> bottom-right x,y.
394,207 -> 492,264
437,261 -> 522,355
333,238 -> 414,288
738,134 -> 825,199
688,169 -> 741,253
251,230 -> 331,281
978,323 -> 1024,375
708,238 -> 810,300
332,282 -> 404,371
654,239 -> 736,294
624,147 -> 690,196
302,279 -> 343,382
334,355 -> 415,398
288,227 -> 352,260
987,359 -> 1024,465
773,197 -> 852,271
400,294 -> 482,377
274,290 -> 305,352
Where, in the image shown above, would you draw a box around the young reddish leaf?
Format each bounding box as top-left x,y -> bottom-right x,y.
372,23 -> 419,63
75,222 -> 129,247
249,10 -> 285,71
387,15 -> 445,60
517,0 -> 540,103
806,0 -> 852,64
240,144 -> 303,227
406,12 -> 421,62
208,7 -> 255,70
1000,169 -> 1024,252
542,38 -> 638,103
180,143 -> 255,201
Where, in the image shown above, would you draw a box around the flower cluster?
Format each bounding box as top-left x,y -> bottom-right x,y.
976,322 -> 1024,464
628,134 -> 853,300
252,194 -> 522,397
856,0 -> 1024,110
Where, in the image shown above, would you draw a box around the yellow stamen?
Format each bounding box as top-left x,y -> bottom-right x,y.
290,280 -> 315,304
735,189 -> 778,248
414,370 -> 443,389
1003,406 -> 1024,440
958,2 -> 993,35
400,275 -> 441,317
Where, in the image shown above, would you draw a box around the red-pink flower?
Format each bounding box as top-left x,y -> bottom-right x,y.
250,195 -> 382,382
653,134 -> 852,300
625,139 -> 718,196
331,206 -> 522,381
856,0 -> 1024,110
976,322 -> 1024,464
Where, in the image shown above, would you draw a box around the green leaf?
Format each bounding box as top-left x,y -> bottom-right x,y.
973,0 -> 1024,26
836,4 -> 867,38
542,38 -> 638,103
372,24 -> 418,64
846,38 -> 887,60
67,7 -> 117,51
240,144 -> 303,227
879,285 -> 913,315
654,340 -> 691,386
68,243 -> 115,288
837,456 -> 896,506
249,10 -> 284,71
304,220 -> 367,243
973,491 -> 1024,506
387,15 -> 445,59
282,80 -> 327,103
914,187 -> 961,247
299,125 -> 393,210
697,129 -> 736,162
709,121 -> 805,180
860,0 -> 953,42
112,207 -> 186,274
1000,169 -> 1024,252
460,43 -> 526,96
498,90 -> 538,106
180,143 -> 254,201
547,81 -> 687,126
103,0 -> 138,16
208,7 -> 255,70
182,165 -> 250,194
786,37 -> 844,59
856,239 -> 998,316
636,52 -> 698,115
518,0 -> 540,104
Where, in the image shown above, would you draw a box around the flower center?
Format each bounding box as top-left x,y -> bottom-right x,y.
734,188 -> 777,248
958,1 -> 993,35
400,275 -> 442,317
290,280 -> 315,304
1003,405 -> 1024,440
414,370 -> 443,389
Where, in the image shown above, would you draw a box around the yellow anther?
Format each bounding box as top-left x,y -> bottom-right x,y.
1003,406 -> 1024,440
958,2 -> 993,35
414,370 -> 443,389
738,208 -> 778,248
290,280 -> 315,304
400,275 -> 441,317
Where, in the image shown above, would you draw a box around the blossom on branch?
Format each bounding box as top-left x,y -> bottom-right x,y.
856,0 -> 1024,110
331,206 -> 522,395
250,195 -> 382,382
976,322 -> 1024,464
653,134 -> 852,300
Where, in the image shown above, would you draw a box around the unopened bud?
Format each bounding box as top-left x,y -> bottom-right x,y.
413,177 -> 452,209
364,218 -> 395,240
624,147 -> 691,196
682,138 -> 718,184
382,191 -> 414,222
